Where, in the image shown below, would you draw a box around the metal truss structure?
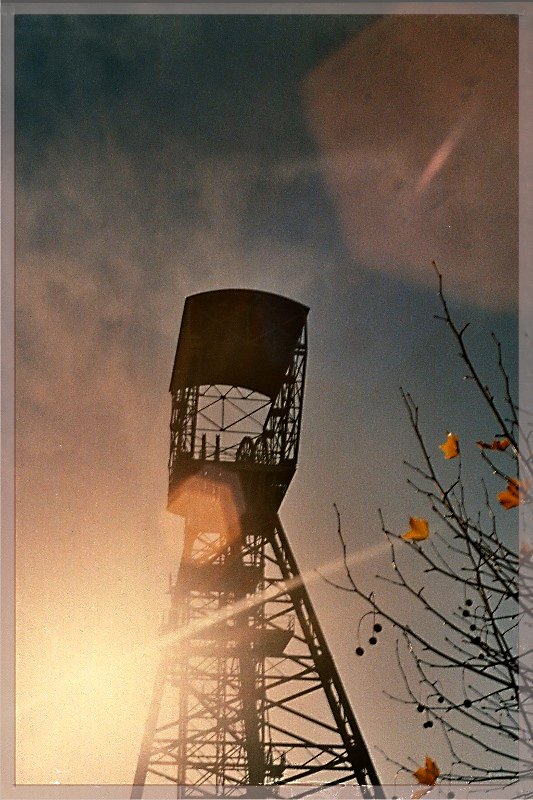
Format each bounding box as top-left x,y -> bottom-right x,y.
132,290 -> 381,797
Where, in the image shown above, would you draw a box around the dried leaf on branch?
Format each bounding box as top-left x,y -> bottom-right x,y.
414,756 -> 440,785
439,432 -> 459,459
401,517 -> 429,541
476,437 -> 511,451
497,478 -> 528,509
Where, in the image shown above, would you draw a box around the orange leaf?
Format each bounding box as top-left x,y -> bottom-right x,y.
439,433 -> 459,459
476,438 -> 511,451
402,517 -> 429,541
497,478 -> 524,510
414,756 -> 440,786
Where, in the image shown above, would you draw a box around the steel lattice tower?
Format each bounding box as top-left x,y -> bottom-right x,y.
132,290 -> 381,797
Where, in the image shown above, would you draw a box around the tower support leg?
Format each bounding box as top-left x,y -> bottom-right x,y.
131,647 -> 171,799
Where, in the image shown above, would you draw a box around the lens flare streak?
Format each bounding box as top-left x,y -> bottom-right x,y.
416,122 -> 464,193
152,538 -> 390,656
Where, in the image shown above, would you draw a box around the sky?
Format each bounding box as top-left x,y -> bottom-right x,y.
14,12 -> 518,790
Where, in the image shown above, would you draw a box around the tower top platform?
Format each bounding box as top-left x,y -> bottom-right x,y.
170,289 -> 309,400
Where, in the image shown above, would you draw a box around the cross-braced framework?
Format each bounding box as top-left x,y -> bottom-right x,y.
133,514 -> 381,793
132,290 -> 381,798
168,328 -> 306,504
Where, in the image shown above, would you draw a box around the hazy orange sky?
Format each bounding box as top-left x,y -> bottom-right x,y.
14,12 -> 518,789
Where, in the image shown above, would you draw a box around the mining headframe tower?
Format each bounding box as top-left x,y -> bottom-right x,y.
132,289 -> 381,796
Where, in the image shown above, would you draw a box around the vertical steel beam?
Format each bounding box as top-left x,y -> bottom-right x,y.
131,647 -> 172,799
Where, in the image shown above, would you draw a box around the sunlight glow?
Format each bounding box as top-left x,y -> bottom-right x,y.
17,501 -> 388,784
168,473 -> 244,563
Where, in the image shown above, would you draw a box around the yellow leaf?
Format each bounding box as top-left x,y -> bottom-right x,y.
498,478 -> 530,510
439,432 -> 459,459
413,756 -> 440,786
402,517 -> 429,541
476,438 -> 511,451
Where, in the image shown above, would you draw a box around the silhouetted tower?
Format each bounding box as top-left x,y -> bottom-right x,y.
132,290 -> 381,796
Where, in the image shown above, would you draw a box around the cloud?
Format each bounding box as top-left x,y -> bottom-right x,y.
301,15 -> 518,309
14,128 -> 338,783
